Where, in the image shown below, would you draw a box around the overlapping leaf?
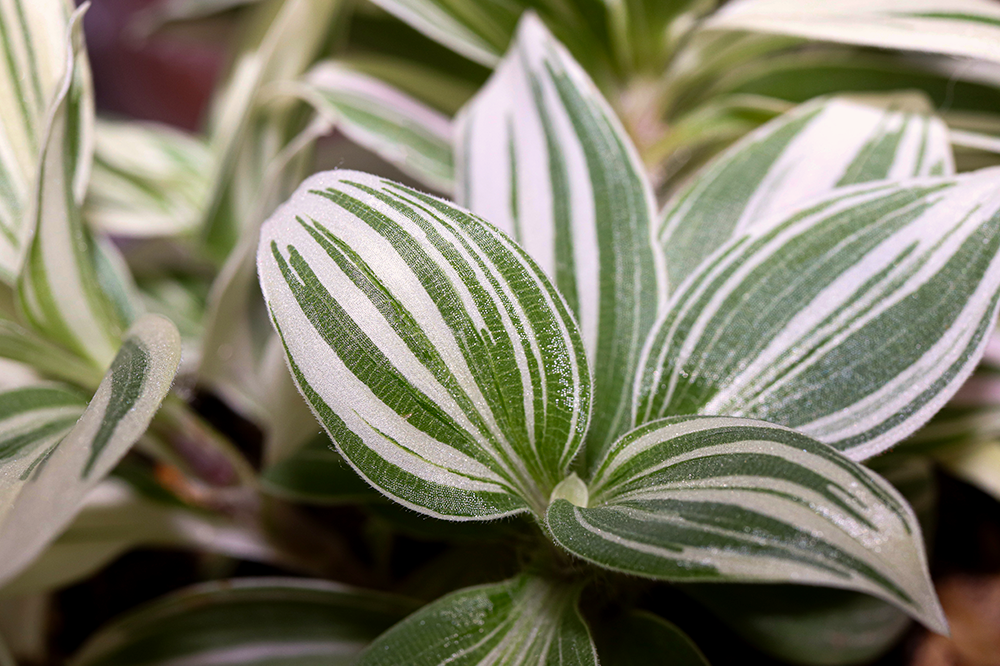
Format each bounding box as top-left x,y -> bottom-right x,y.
296,62 -> 454,192
357,575 -> 598,666
637,172 -> 1000,460
258,171 -> 590,519
85,119 -> 212,237
4,478 -> 282,596
201,0 -> 339,258
659,95 -> 954,288
457,14 -> 660,469
0,314 -> 181,585
0,0 -> 82,282
15,9 -> 126,369
73,578 -> 417,666
0,318 -> 104,389
546,416 -> 946,631
596,611 -> 707,666
706,0 -> 1000,67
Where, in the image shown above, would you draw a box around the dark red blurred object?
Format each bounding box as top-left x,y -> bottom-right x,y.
81,0 -> 226,130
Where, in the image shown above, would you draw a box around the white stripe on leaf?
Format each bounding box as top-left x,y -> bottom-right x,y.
707,0 -> 1000,67
0,0 -> 77,282
637,171 -> 1000,461
356,575 -> 599,666
15,7 -> 128,369
659,95 -> 954,289
546,416 -> 946,633
296,62 -> 454,192
258,170 -> 591,520
0,314 -> 181,586
85,118 -> 213,237
456,14 -> 661,472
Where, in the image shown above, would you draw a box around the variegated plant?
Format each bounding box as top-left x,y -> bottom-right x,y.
255,15 -> 1000,663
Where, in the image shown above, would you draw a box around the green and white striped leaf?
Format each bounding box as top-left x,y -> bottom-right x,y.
0,0 -> 82,282
659,95 -> 954,288
295,62 -> 454,192
3,477 -> 282,596
0,314 -> 181,586
706,0 -> 1000,67
0,318 -> 104,389
258,171 -> 590,519
457,14 -> 660,471
85,118 -> 212,237
546,416 -> 946,632
15,10 -> 127,369
363,0 -> 524,67
72,578 -> 417,666
357,575 -> 599,666
636,171 -> 1000,460
201,0 -> 340,258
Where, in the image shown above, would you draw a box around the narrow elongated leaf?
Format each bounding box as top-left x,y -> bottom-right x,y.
295,63 -> 454,192
0,0 -> 80,281
258,171 -> 590,519
546,416 -> 946,632
706,0 -> 1000,67
16,10 -> 125,369
457,14 -> 659,470
0,318 -> 104,389
357,575 -> 598,666
0,314 -> 181,585
201,0 -> 339,258
3,478 -> 283,596
637,172 -> 1000,460
85,118 -> 212,237
72,578 -> 417,666
659,95 -> 954,288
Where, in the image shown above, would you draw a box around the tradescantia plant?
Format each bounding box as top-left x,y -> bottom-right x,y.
252,14 -> 1000,663
6,0 -> 1000,662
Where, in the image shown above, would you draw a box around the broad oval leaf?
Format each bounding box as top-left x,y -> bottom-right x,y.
297,62 -> 455,193
457,14 -> 660,470
357,575 -> 599,666
637,172 -> 1000,460
0,0 -> 83,282
72,577 -> 418,666
707,0 -> 1000,68
546,416 -> 946,632
659,95 -> 954,288
0,314 -> 181,585
258,170 -> 591,519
